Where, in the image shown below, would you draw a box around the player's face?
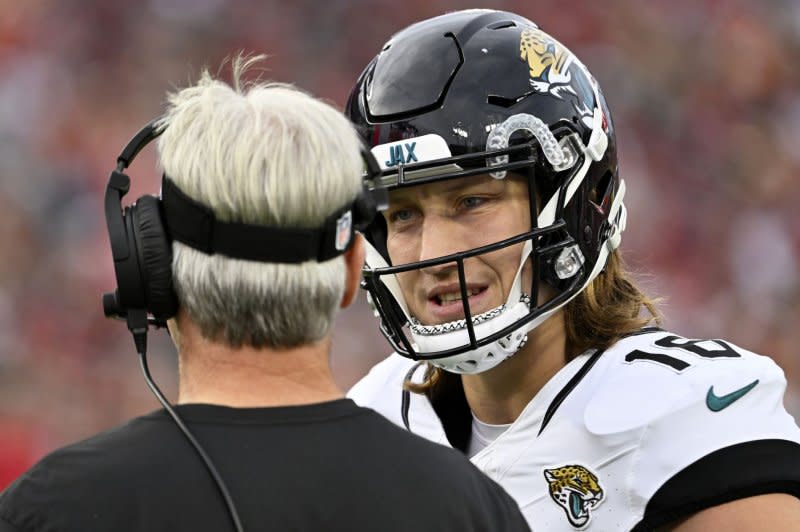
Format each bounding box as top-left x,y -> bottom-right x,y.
383,174 -> 533,325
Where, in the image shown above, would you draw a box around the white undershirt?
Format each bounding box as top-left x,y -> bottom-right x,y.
467,414 -> 512,457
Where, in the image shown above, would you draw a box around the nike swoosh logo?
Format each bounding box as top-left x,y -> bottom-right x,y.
706,379 -> 759,412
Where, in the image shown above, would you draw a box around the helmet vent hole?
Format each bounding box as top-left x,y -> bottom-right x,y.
487,21 -> 517,30
487,94 -> 518,108
589,171 -> 613,213
487,352 -> 495,359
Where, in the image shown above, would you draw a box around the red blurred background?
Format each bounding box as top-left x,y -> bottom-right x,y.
1,0 -> 798,488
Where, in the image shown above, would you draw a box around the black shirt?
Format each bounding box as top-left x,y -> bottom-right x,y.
0,399 -> 529,532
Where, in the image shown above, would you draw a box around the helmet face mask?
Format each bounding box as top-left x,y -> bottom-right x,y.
362,217 -> 583,372
349,9 -> 627,374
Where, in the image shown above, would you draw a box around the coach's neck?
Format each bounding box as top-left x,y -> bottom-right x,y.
169,310 -> 343,407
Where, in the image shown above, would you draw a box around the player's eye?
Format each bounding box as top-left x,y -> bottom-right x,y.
387,208 -> 416,224
461,196 -> 486,209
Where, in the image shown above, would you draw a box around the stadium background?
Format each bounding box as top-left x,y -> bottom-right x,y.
0,0 -> 798,487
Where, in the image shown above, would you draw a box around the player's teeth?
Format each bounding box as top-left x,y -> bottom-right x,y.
438,289 -> 480,303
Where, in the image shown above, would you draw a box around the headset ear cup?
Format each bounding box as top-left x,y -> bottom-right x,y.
133,195 -> 178,320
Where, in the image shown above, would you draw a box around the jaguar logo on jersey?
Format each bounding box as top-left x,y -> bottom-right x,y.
519,27 -> 576,99
544,464 -> 604,529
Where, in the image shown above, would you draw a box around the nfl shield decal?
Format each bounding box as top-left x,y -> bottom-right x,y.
544,464 -> 604,529
335,210 -> 352,251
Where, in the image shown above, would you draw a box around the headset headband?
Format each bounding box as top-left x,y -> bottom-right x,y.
105,121 -> 384,266
161,176 -> 360,263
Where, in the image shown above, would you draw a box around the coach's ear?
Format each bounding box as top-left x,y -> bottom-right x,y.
166,308 -> 185,352
341,233 -> 365,309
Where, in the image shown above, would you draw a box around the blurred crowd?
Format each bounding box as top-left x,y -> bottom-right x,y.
0,0 -> 798,488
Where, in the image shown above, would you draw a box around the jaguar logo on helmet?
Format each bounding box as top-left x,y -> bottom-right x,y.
519,27 -> 577,99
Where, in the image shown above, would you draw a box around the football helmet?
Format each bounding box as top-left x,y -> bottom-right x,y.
346,9 -> 626,374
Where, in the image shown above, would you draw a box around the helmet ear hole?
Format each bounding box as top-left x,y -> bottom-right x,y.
590,171 -> 614,214
487,20 -> 517,30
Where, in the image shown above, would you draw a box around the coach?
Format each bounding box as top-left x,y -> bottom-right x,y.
0,56 -> 530,532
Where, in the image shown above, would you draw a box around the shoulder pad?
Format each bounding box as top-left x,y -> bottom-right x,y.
347,353 -> 419,405
584,331 -> 789,435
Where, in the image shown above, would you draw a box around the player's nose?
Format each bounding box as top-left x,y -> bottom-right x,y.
418,215 -> 466,276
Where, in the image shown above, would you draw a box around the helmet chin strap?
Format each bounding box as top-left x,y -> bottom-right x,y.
363,241 -> 411,318
364,236 -> 535,363
364,237 -> 533,324
586,179 -> 627,283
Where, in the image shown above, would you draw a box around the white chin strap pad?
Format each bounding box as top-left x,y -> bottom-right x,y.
421,298 -> 531,374
418,240 -> 533,374
363,240 -> 411,319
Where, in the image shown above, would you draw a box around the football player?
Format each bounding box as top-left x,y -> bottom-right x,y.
346,9 -> 800,531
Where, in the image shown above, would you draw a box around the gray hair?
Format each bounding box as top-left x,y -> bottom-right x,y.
155,56 -> 364,348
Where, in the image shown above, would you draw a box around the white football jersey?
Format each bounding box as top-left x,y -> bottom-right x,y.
348,329 -> 800,531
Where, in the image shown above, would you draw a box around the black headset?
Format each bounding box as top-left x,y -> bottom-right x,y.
102,121 -> 175,341
101,120 -> 385,532
103,120 -> 384,338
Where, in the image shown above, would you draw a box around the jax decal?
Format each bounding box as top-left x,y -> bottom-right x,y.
370,134 -> 453,171
385,142 -> 418,168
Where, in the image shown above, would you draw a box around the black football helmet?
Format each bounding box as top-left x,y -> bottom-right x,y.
347,9 -> 626,374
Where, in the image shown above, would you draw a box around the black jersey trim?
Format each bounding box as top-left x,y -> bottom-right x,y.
413,327 -> 662,444
537,348 -> 604,436
537,327 -> 664,436
428,372 -> 472,452
536,327 -> 664,436
401,362 -> 426,431
537,327 -> 662,436
624,326 -> 663,338
400,363 -> 472,451
632,439 -> 800,531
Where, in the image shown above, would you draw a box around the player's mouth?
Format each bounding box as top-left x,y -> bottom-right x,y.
435,288 -> 484,306
425,284 -> 489,322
